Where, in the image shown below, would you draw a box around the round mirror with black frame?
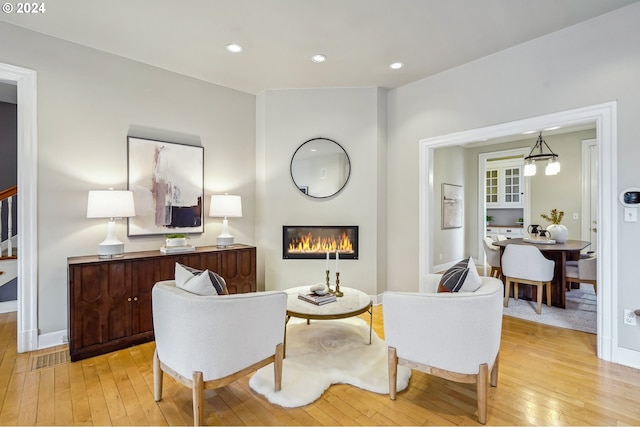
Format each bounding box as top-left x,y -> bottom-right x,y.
290,137 -> 351,199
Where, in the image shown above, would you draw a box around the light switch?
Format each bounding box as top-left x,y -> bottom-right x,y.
624,207 -> 638,222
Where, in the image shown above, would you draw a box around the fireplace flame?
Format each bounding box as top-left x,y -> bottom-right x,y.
288,231 -> 354,254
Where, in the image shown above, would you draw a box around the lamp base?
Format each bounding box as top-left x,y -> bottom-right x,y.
97,242 -> 125,258
216,236 -> 234,248
216,218 -> 235,247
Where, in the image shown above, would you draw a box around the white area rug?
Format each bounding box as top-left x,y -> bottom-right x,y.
503,284 -> 597,334
249,317 -> 411,407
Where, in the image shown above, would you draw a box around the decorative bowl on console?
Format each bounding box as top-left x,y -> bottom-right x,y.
165,234 -> 189,247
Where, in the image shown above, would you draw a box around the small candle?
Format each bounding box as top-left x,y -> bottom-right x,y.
326,251 -> 329,271
335,251 -> 339,273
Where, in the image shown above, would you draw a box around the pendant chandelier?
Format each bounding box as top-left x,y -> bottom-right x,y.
523,132 -> 560,176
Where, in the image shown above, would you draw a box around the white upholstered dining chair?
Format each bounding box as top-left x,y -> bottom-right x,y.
501,244 -> 555,314
383,274 -> 503,424
566,254 -> 597,294
152,280 -> 287,426
482,237 -> 502,278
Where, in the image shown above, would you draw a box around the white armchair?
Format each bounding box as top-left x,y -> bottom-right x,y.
383,274 -> 503,424
152,280 -> 287,426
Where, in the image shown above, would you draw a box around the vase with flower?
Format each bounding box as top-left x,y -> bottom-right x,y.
540,209 -> 568,243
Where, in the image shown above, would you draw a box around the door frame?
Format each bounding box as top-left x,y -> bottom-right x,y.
0,62 -> 38,353
582,139 -> 597,250
419,102 -> 617,364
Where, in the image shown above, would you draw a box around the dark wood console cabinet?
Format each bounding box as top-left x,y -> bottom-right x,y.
68,244 -> 256,361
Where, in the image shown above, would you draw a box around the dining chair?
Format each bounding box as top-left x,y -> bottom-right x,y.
482,237 -> 502,278
501,244 -> 555,314
566,254 -> 597,294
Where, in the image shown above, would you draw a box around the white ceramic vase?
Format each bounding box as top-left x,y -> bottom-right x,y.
546,224 -> 568,243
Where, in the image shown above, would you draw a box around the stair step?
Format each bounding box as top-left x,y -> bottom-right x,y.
0,257 -> 17,287
1,248 -> 18,259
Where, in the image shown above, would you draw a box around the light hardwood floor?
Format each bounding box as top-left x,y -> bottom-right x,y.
1,305 -> 640,426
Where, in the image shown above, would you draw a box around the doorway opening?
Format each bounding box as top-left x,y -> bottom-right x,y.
0,62 -> 38,353
418,102 -> 617,363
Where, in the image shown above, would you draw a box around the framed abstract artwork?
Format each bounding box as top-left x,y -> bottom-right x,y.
442,183 -> 463,229
127,137 -> 204,236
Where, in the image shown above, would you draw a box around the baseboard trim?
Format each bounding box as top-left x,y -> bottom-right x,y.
615,346 -> 640,370
0,300 -> 17,314
372,293 -> 383,305
38,329 -> 68,350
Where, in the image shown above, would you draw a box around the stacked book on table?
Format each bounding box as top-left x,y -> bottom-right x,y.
160,245 -> 196,254
298,292 -> 337,305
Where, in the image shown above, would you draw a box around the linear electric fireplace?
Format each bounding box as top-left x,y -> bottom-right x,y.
283,225 -> 358,260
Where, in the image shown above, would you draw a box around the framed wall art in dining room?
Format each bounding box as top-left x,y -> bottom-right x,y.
127,137 -> 204,236
442,183 -> 463,229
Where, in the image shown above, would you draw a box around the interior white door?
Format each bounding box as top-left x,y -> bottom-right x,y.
582,139 -> 598,252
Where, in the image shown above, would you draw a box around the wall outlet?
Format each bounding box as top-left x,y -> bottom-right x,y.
624,309 -> 637,326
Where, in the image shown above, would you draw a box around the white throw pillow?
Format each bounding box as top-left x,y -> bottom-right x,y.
174,263 -> 219,296
459,257 -> 482,292
437,257 -> 483,293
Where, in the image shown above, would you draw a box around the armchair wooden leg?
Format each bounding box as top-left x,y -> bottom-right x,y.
477,363 -> 488,425
546,281 -> 552,307
490,352 -> 499,387
388,347 -> 398,400
153,349 -> 163,401
192,371 -> 204,427
274,343 -> 283,392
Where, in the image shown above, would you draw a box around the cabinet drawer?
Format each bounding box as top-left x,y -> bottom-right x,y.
496,228 -> 523,237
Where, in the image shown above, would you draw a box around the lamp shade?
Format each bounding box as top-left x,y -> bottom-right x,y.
87,190 -> 136,218
209,194 -> 242,218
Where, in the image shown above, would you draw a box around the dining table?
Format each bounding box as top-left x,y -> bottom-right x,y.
493,238 -> 591,308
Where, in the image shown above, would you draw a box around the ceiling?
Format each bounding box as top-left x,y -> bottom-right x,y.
1,0 -> 637,95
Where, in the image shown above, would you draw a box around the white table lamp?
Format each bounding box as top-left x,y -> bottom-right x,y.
87,189 -> 136,258
209,194 -> 242,247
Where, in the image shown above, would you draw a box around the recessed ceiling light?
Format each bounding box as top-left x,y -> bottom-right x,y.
311,54 -> 326,63
389,62 -> 403,70
226,44 -> 243,53
522,130 -> 538,135
544,126 -> 561,131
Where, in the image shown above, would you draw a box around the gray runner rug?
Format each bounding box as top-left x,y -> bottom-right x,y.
502,284 -> 596,334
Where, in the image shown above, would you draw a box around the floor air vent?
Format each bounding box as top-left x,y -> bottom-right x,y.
30,349 -> 70,371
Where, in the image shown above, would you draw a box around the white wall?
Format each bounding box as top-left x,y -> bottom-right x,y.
387,3 -> 640,355
432,145 -> 466,269
0,22 -> 256,335
256,88 -> 387,296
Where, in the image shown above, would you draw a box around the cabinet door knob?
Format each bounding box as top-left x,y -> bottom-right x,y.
133,297 -> 138,302
127,297 -> 132,302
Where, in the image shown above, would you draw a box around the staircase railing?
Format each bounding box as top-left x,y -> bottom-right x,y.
0,185 -> 17,258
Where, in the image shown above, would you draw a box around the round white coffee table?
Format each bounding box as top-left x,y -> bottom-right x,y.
285,285 -> 373,356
